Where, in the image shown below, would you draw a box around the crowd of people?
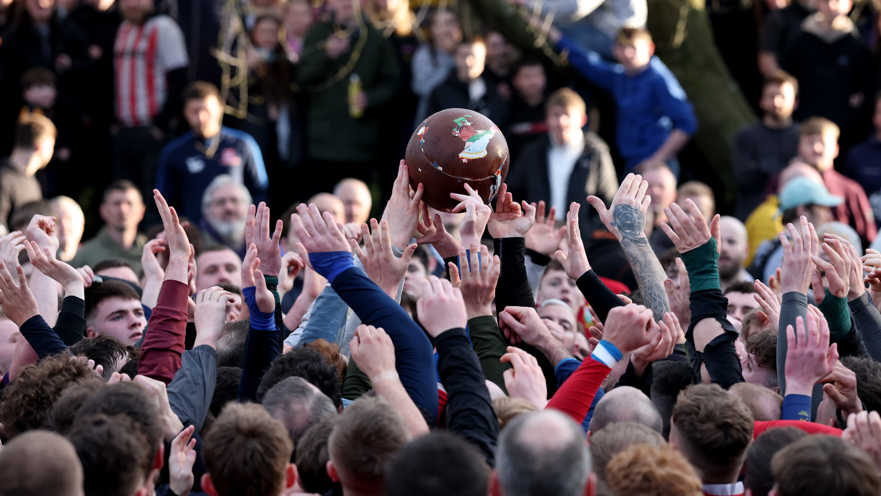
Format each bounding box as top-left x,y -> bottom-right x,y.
2,0 -> 881,493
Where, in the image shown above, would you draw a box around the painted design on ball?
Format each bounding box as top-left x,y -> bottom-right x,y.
452,115 -> 499,162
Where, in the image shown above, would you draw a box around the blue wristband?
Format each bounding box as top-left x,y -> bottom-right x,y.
456,249 -> 482,274
242,286 -> 276,331
591,340 -> 623,367
782,394 -> 812,422
309,251 -> 355,284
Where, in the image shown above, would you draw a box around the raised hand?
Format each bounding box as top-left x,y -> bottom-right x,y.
778,217 -> 817,296
242,243 -> 274,314
488,183 -> 536,239
244,203 -> 283,277
754,280 -> 781,332
169,425 -> 197,496
352,219 -> 417,298
821,233 -> 866,301
844,411 -> 881,471
154,189 -> 191,283
416,276 -> 467,338
525,201 -> 565,256
25,215 -> 59,252
553,202 -> 591,280
664,258 -> 691,328
141,239 -> 166,283
499,305 -> 554,346
501,346 -> 548,408
631,312 -> 680,376
451,183 -> 492,248
0,260 -> 39,326
660,199 -> 721,254
77,266 -> 96,288
0,231 -> 25,268
448,243 -> 500,320
601,304 -> 657,355
277,251 -> 306,296
349,324 -> 397,383
811,237 -> 851,303
381,161 -> 425,248
821,360 -> 863,420
194,286 -> 234,349
24,240 -> 84,298
768,267 -> 783,301
588,173 -> 651,244
415,203 -> 460,258
291,203 -> 351,254
132,375 -> 184,442
784,314 -> 838,397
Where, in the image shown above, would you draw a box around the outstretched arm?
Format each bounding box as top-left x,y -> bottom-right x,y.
588,174 -> 671,321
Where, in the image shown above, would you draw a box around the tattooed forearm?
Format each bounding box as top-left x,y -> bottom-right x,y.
613,205 -> 671,321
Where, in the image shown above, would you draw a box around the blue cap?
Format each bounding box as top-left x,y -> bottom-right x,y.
779,177 -> 843,212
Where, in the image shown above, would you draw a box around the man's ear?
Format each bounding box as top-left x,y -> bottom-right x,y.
286,464 -> 297,489
647,42 -> 656,57
585,472 -> 597,496
833,143 -> 840,160
202,474 -> 219,496
489,469 -> 503,496
327,460 -> 339,483
86,327 -> 98,339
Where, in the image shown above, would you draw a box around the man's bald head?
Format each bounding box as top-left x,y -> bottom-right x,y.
778,162 -> 823,193
589,386 -> 663,435
494,410 -> 592,496
0,430 -> 84,496
333,178 -> 372,225
306,193 -> 345,225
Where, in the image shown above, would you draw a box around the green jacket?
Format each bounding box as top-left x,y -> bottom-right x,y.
298,19 -> 401,163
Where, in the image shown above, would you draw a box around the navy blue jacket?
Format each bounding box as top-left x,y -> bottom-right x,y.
155,127 -> 268,224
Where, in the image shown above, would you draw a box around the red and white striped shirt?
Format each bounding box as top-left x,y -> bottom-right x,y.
114,15 -> 188,127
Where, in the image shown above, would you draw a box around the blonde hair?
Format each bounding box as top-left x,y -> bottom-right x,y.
606,444 -> 703,496
493,397 -> 538,430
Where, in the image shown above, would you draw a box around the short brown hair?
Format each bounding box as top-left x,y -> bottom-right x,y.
204,402 -> 293,496
740,308 -> 761,343
671,384 -> 754,480
606,444 -> 703,496
21,67 -> 56,90
772,435 -> 881,496
102,179 -> 142,204
328,397 -> 410,485
307,339 -> 347,387
50,377 -> 106,434
764,70 -> 798,98
295,418 -> 337,494
0,430 -> 83,496
590,422 -> 665,486
677,181 -> 715,206
799,117 -> 840,141
14,113 -> 56,149
0,353 -> 96,439
84,279 -> 141,321
728,382 -> 782,421
616,27 -> 653,45
69,414 -> 154,496
184,81 -> 220,103
493,396 -> 539,430
546,88 -> 586,116
745,427 -> 807,496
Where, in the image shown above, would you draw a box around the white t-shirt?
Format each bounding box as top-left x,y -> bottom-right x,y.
547,132 -> 585,220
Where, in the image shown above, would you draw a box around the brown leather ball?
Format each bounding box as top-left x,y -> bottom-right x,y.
405,108 -> 510,212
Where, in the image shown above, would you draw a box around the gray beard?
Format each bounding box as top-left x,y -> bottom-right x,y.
208,217 -> 246,246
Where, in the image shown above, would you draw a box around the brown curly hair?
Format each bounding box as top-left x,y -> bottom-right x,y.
605,444 -> 703,496
0,353 -> 97,439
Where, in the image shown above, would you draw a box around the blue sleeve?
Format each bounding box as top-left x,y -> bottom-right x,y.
583,387 -> 604,431
142,304 -> 153,322
782,394 -> 812,422
555,357 -> 582,388
556,35 -> 620,92
650,59 -> 698,136
331,266 -> 438,421
237,286 -> 280,402
20,314 -> 68,359
298,283 -> 350,346
167,345 -> 217,434
241,135 -> 268,202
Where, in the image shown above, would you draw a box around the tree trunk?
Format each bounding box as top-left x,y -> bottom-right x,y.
466,0 -> 757,205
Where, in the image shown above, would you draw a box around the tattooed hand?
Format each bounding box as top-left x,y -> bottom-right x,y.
588,174 -> 670,321
587,173 -> 651,245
